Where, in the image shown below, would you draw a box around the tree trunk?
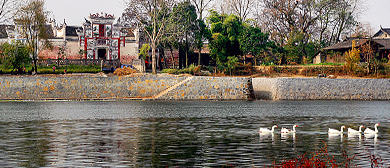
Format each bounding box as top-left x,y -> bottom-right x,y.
151,42 -> 156,74
198,47 -> 201,66
185,32 -> 188,68
170,46 -> 174,69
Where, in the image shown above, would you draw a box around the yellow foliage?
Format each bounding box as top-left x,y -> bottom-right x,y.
344,40 -> 361,74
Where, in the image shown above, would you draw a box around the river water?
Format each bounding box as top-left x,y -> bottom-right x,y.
0,100 -> 389,167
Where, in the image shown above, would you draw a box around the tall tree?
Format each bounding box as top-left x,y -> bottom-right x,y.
226,0 -> 254,21
123,0 -> 177,74
0,0 -> 24,24
14,0 -> 51,74
208,11 -> 242,66
239,24 -> 269,64
194,19 -> 211,66
260,0 -> 365,64
190,0 -> 213,20
171,1 -> 197,68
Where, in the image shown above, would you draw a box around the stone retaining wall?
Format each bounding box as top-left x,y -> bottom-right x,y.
158,77 -> 254,100
252,78 -> 390,100
0,76 -> 253,100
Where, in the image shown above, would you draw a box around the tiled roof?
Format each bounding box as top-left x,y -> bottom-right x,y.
373,28 -> 390,38
323,38 -> 388,51
373,39 -> 390,50
121,28 -> 135,37
66,26 -> 82,36
0,25 -> 14,38
323,38 -> 371,50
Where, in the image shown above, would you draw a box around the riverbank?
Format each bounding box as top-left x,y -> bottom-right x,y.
0,75 -> 253,100
1,75 -> 389,100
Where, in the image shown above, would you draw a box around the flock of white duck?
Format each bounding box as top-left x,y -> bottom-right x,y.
259,123 -> 380,135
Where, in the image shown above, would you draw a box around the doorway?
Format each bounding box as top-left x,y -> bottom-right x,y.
97,49 -> 107,60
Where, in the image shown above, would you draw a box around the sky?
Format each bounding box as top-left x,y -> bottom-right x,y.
44,0 -> 126,26
45,0 -> 390,31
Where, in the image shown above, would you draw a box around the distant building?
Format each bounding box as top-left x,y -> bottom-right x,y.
0,13 -> 140,65
315,27 -> 390,64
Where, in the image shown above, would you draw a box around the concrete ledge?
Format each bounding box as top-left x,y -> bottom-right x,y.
253,78 -> 390,100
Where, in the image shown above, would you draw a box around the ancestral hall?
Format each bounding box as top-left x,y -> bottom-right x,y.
80,13 -> 137,60
0,13 -> 140,64
42,13 -> 139,63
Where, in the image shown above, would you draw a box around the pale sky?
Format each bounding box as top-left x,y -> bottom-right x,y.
45,0 -> 390,31
45,0 -> 126,26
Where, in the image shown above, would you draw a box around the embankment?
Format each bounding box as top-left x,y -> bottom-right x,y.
253,78 -> 390,100
0,76 -> 253,100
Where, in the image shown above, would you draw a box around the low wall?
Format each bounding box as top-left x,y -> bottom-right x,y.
0,76 -> 253,100
158,77 -> 254,100
253,78 -> 390,100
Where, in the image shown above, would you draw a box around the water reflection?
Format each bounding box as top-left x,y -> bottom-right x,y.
0,100 -> 389,167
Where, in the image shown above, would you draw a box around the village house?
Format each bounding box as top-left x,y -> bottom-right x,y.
0,13 -> 144,71
314,27 -> 390,64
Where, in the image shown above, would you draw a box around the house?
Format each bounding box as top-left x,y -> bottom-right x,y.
315,27 -> 390,63
0,13 -> 141,65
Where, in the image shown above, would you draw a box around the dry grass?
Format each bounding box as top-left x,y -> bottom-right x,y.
113,67 -> 138,76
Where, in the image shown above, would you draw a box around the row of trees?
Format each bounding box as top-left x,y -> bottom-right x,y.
122,0 -> 366,73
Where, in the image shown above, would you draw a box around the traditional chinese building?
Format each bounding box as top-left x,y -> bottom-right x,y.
39,13 -> 140,64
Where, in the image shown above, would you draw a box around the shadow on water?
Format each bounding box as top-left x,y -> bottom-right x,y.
0,100 -> 389,167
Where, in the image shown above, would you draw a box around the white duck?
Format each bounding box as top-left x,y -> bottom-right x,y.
364,123 -> 380,134
348,125 -> 364,134
281,125 -> 298,133
329,125 -> 345,134
259,125 -> 278,133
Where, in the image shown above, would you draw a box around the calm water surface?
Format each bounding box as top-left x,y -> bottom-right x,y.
0,100 -> 389,167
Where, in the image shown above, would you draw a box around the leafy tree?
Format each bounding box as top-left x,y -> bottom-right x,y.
14,0 -> 51,74
171,1 -> 197,68
139,43 -> 150,60
208,11 -> 242,67
0,42 -> 31,72
123,0 -> 177,74
194,18 -> 211,66
226,56 -> 238,75
239,24 -> 269,64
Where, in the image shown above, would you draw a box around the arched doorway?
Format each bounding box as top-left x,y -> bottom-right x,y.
97,48 -> 107,60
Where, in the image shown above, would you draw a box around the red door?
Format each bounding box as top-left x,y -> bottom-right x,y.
99,24 -> 105,37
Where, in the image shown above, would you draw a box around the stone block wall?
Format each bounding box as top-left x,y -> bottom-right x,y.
0,76 -> 254,100
0,76 -> 184,100
252,78 -> 390,100
158,77 -> 254,100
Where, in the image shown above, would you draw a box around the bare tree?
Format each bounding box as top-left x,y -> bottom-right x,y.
123,0 -> 178,73
260,0 -> 365,46
213,0 -> 254,21
226,0 -> 254,21
190,0 -> 213,20
0,0 -> 25,24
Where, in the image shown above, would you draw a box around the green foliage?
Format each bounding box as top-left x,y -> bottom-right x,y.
226,56 -> 238,75
139,43 -> 150,59
208,11 -> 242,67
37,64 -> 101,74
0,42 -> 31,71
283,31 -> 319,64
240,24 -> 270,60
